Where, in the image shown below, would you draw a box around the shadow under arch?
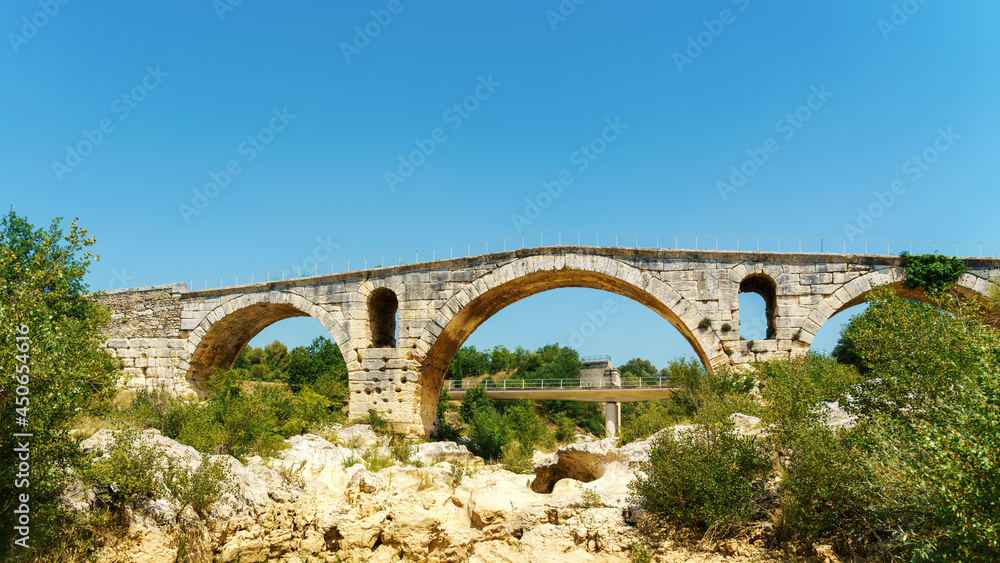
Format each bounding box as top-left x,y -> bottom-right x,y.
415,259 -> 720,430
804,271 -> 994,351
184,291 -> 354,395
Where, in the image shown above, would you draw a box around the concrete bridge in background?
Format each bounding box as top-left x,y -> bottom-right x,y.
443,376 -> 679,436
93,243 -> 1000,436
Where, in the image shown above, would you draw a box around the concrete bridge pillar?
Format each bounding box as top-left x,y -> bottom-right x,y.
604,402 -> 621,438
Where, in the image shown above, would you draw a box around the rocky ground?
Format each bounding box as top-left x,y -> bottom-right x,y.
72,417 -> 832,563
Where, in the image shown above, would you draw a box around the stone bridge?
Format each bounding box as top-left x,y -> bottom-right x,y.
92,246 -> 999,436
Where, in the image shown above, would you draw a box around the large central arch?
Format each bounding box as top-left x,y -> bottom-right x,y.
413,254 -> 721,430
184,290 -> 354,394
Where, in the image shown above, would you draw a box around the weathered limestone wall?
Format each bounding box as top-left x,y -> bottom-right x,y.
92,283 -> 192,396
92,248 -> 1000,435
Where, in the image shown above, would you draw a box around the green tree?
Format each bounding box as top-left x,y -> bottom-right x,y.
0,211 -> 121,560
467,405 -> 509,461
459,384 -> 492,423
754,354 -> 859,446
620,357 -> 656,379
446,345 -> 490,379
533,345 -> 581,380
306,336 -> 347,374
833,288 -> 999,424
487,344 -> 514,373
286,346 -> 322,389
263,340 -> 289,371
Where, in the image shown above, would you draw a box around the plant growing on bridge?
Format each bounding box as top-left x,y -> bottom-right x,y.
899,251 -> 966,293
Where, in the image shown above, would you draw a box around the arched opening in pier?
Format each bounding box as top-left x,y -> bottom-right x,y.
739,274 -> 776,340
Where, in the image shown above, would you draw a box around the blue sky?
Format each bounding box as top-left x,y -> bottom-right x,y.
3,1 -> 998,370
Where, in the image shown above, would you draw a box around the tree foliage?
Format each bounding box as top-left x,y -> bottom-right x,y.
0,211 -> 121,560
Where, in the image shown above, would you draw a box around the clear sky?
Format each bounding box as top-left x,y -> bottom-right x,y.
3,1 -> 997,370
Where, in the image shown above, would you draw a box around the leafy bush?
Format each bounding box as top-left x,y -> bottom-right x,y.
777,422 -> 911,550
500,440 -> 535,474
899,252 -> 966,293
667,359 -> 756,420
892,382 -> 1000,560
698,317 -> 712,330
552,412 -> 576,443
431,386 -> 462,441
162,454 -> 233,518
755,355 -> 859,445
579,485 -> 601,508
629,424 -> 770,536
82,431 -> 233,521
498,400 -> 550,449
628,542 -> 653,563
788,289 -> 1000,560
459,385 -> 491,424
467,405 -> 509,461
308,368 -> 348,415
619,401 -> 675,445
122,370 -> 346,462
82,430 -> 165,504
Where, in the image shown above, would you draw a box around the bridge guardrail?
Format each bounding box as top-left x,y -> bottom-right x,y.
443,376 -> 675,391
184,231 -> 1000,291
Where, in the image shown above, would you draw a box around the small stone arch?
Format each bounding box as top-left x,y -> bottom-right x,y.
801,269 -> 993,348
356,277 -> 407,348
184,290 -> 354,393
368,288 -> 399,348
739,273 -> 778,340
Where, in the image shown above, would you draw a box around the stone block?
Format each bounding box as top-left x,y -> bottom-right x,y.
800,273 -> 833,285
